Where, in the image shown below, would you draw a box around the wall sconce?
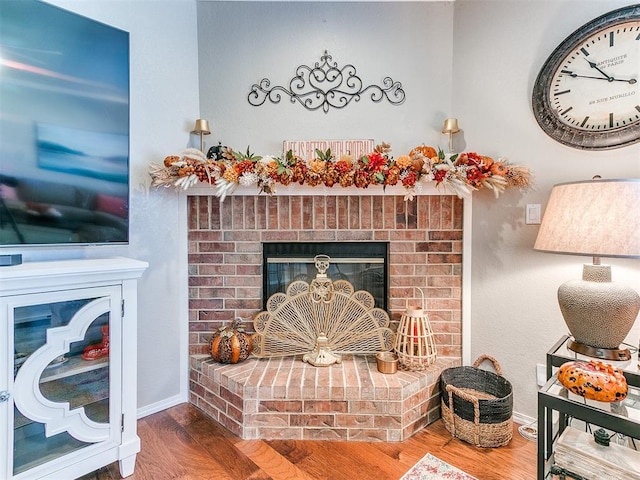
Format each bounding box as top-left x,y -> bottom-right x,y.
442,118 -> 460,153
191,118 -> 211,152
534,178 -> 640,360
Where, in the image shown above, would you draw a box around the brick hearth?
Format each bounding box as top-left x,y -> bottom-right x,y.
187,193 -> 464,440
190,354 -> 460,441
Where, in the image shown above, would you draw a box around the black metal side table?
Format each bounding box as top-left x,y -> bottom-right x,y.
537,335 -> 640,479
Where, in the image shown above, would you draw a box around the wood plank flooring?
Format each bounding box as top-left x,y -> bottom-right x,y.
80,403 -> 536,480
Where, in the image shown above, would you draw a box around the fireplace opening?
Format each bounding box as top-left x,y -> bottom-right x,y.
262,242 -> 389,311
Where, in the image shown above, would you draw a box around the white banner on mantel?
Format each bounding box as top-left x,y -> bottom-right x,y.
283,139 -> 375,160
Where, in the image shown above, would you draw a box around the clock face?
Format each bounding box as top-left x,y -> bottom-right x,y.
532,5 -> 640,150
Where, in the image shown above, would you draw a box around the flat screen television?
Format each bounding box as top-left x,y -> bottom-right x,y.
0,0 -> 130,247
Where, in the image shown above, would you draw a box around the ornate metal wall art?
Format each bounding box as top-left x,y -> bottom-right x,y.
247,51 -> 405,113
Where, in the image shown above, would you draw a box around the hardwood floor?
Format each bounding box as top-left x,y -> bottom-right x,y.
81,403 -> 536,480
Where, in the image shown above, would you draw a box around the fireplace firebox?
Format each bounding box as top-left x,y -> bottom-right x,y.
262,242 -> 389,311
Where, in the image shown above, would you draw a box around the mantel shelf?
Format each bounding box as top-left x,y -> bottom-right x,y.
185,182 -> 453,198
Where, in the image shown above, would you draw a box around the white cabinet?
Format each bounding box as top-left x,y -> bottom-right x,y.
0,258 -> 147,480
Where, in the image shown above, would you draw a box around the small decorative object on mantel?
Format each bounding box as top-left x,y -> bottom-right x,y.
247,50 -> 405,114
393,288 -> 437,371
283,139 -> 374,161
557,360 -> 628,402
209,318 -> 253,364
252,255 -> 394,367
149,141 -> 532,201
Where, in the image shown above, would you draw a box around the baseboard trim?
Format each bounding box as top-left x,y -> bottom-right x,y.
137,394 -> 186,419
513,410 -> 536,426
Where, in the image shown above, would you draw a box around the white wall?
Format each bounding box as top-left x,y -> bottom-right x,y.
454,0 -> 640,419
13,0 -> 200,415
196,1 -> 455,156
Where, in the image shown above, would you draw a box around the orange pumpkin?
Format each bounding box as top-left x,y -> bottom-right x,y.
557,360 -> 627,402
490,162 -> 509,176
164,155 -> 180,167
209,318 -> 253,364
409,145 -> 437,159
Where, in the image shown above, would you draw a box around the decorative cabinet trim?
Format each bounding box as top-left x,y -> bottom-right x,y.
13,294 -> 115,443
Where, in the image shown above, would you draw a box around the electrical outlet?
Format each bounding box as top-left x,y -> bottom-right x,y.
536,363 -> 546,387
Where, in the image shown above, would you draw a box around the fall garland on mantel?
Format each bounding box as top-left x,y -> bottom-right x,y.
149,143 -> 532,201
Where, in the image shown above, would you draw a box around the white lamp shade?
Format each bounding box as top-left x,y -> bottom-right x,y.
534,178 -> 640,259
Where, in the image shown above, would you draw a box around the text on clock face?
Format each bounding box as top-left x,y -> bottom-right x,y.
590,91 -> 637,105
597,53 -> 627,68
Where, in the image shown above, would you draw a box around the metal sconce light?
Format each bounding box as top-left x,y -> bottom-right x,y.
191,119 -> 211,152
442,118 -> 460,153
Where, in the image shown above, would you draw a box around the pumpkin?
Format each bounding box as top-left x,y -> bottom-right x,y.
209,318 -> 253,364
489,162 -> 508,176
557,360 -> 627,402
409,145 -> 437,159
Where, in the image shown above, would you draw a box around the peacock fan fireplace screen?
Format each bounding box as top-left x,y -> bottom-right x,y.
252,255 -> 394,366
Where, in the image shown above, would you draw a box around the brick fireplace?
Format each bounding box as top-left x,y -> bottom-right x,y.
187,193 -> 464,440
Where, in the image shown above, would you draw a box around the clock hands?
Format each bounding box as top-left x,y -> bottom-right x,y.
585,58 -> 613,81
561,69 -> 637,84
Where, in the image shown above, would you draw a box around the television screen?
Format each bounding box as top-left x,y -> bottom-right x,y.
0,0 -> 130,246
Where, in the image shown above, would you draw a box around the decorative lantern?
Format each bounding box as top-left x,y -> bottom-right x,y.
393,288 -> 437,370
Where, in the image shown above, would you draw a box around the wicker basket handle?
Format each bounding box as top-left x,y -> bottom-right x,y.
446,383 -> 481,444
472,354 -> 503,376
446,384 -> 480,409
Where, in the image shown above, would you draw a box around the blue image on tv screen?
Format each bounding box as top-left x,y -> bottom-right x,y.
0,0 -> 130,246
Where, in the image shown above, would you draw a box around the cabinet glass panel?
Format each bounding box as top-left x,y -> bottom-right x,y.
13,297 -> 111,475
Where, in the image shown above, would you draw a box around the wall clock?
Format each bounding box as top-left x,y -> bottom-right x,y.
532,4 -> 640,150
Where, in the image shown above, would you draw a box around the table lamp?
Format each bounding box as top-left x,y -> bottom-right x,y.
534,178 -> 640,361
191,118 -> 210,152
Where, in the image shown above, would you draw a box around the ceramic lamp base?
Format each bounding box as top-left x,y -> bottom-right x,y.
558,264 -> 640,354
567,339 -> 631,361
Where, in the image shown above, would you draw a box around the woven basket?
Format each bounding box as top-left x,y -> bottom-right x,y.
440,354 -> 513,447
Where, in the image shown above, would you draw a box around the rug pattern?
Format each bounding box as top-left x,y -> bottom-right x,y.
400,453 -> 478,480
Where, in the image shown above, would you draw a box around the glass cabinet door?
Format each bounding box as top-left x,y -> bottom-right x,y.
9,286 -> 121,476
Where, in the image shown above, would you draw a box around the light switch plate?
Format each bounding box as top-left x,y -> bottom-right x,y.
526,204 -> 541,225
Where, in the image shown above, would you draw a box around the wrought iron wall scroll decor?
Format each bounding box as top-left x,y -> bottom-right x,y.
247,51 -> 405,113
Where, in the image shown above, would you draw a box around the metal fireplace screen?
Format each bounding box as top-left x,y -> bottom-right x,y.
262,242 -> 388,312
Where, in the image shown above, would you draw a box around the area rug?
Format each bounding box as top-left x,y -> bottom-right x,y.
400,453 -> 478,480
